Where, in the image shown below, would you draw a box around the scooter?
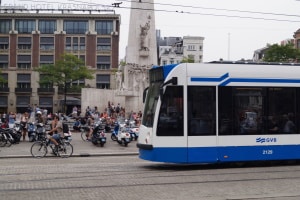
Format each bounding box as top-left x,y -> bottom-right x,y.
27,122 -> 36,142
111,122 -> 119,141
36,123 -> 46,141
91,123 -> 106,147
116,123 -> 131,147
129,127 -> 139,141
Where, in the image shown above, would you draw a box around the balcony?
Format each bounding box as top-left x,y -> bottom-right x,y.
15,88 -> 32,93
58,86 -> 81,95
0,87 -> 9,93
37,88 -> 55,94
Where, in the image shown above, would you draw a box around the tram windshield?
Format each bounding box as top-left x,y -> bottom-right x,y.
142,67 -> 164,127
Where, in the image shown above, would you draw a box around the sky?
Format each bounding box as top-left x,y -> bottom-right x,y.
4,0 -> 300,62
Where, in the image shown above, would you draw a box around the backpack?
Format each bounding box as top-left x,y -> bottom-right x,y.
62,123 -> 69,133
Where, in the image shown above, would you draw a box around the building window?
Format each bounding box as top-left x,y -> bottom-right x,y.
72,79 -> 85,87
199,55 -> 202,61
187,45 -> 195,51
39,20 -> 56,34
39,97 -> 53,109
40,55 -> 54,65
15,20 -> 35,34
64,20 -> 88,34
18,37 -> 32,49
79,55 -> 85,63
0,19 -> 11,34
97,37 -> 111,51
199,45 -> 202,51
188,54 -> 195,61
66,37 -> 71,50
40,37 -> 54,50
65,36 -> 85,51
297,39 -> 300,49
170,58 -> 174,64
0,73 -> 8,88
96,74 -> 110,89
73,37 -> 78,50
0,96 -> 8,108
17,74 -> 31,88
0,37 -> 9,50
95,20 -> 113,35
0,55 -> 8,69
39,74 -> 53,88
17,55 -> 31,69
80,37 -> 85,50
162,60 -> 167,66
97,56 -> 110,70
16,96 -> 30,113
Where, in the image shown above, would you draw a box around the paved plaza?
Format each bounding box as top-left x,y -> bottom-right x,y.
0,130 -> 139,158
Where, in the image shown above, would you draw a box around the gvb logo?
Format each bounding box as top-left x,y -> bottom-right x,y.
256,137 -> 277,143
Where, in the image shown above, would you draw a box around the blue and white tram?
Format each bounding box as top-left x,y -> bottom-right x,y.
137,62 -> 300,164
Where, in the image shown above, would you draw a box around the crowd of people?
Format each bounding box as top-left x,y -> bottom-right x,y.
0,101 -> 143,142
72,101 -> 142,128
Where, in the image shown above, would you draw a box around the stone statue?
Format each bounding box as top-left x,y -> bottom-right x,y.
115,71 -> 123,90
140,19 -> 151,51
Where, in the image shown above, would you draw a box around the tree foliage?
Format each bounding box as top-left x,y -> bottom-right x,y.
263,43 -> 300,62
0,69 -> 6,83
181,56 -> 195,63
34,53 -> 94,86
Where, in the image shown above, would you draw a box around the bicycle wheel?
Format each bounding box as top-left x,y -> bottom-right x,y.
58,142 -> 73,158
30,141 -> 47,158
5,133 -> 13,147
81,130 -> 89,141
0,133 -> 7,147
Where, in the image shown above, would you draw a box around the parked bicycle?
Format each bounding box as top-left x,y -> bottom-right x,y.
80,125 -> 91,141
30,134 -> 73,158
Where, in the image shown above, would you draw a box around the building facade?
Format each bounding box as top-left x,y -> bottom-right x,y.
0,8 -> 120,114
157,32 -> 204,66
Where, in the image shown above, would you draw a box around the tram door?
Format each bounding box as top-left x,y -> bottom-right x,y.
187,86 -> 218,163
157,86 -> 186,163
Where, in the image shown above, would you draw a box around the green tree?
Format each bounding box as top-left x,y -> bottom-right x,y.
263,43 -> 300,62
34,53 -> 94,112
0,69 -> 6,83
181,55 -> 195,63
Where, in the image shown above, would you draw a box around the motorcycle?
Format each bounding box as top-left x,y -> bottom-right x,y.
13,121 -> 23,143
91,122 -> 106,147
27,122 -> 36,142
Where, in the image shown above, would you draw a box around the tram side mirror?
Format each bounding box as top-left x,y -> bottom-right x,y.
171,77 -> 178,85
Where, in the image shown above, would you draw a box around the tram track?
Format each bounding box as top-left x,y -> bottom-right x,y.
1,160 -> 300,193
1,157 -> 300,200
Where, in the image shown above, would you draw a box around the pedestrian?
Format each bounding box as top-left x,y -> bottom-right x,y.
8,112 -> 16,129
21,112 -> 29,141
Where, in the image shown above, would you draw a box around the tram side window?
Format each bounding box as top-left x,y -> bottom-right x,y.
188,86 -> 216,136
219,87 -> 264,135
267,87 -> 298,134
157,86 -> 184,136
219,86 -> 300,135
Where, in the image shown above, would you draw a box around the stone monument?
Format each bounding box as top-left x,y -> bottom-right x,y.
116,0 -> 157,113
82,0 -> 157,115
